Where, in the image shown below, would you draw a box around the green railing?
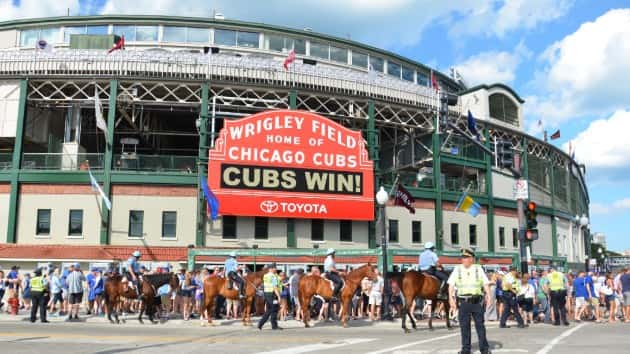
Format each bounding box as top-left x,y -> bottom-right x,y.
440,134 -> 485,161
443,176 -> 485,195
0,153 -> 12,171
114,154 -> 197,173
21,153 -> 104,170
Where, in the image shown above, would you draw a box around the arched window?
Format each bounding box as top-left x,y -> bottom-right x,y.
489,93 -> 519,126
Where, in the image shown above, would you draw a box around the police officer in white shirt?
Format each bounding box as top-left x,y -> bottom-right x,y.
324,249 -> 343,298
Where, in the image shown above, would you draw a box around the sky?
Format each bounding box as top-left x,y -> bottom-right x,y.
2,0 -> 629,252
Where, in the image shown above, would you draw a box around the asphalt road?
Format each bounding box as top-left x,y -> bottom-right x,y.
0,315 -> 628,354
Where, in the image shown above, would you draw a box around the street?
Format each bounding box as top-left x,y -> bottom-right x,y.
0,315 -> 628,354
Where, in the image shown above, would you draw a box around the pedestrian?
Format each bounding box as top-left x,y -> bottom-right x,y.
518,273 -> 535,325
289,269 -> 303,321
279,271 -> 290,321
546,266 -> 570,326
258,263 -> 282,330
620,268 -> 630,323
602,273 -> 615,323
86,268 -> 96,315
485,271 -> 498,321
573,271 -> 591,322
92,269 -> 104,315
66,262 -> 86,321
448,248 -> 491,354
0,269 -> 6,311
21,273 -> 32,311
361,276 -> 372,318
535,269 -> 551,323
369,268 -> 384,321
29,268 -> 49,323
499,266 -> 526,328
48,268 -> 63,315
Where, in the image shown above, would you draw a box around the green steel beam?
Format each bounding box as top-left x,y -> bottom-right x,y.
196,82 -> 209,247
441,156 -> 486,170
433,114 -> 443,251
289,89 -> 297,109
99,79 -> 117,245
6,79 -> 28,244
367,100 -> 377,249
286,90 -> 298,248
111,173 -> 197,185
485,128 -> 495,253
550,161 -> 558,257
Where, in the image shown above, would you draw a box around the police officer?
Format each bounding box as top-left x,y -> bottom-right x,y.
258,263 -> 282,330
418,242 -> 449,299
29,268 -> 49,323
499,266 -> 526,328
127,250 -> 142,284
225,251 -> 245,299
546,265 -> 570,326
448,248 -> 491,354
324,249 -> 343,298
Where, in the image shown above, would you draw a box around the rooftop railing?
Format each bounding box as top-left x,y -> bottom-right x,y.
113,154 -> 197,173
0,153 -> 12,171
21,153 -> 104,170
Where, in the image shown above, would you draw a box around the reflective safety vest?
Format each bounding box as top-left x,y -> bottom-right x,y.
30,276 -> 44,292
548,271 -> 565,291
263,272 -> 278,293
503,273 -> 521,293
454,264 -> 484,296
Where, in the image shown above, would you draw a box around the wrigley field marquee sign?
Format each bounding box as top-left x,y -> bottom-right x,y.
208,110 -> 375,220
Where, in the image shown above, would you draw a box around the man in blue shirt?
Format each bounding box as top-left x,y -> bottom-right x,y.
573,271 -> 592,322
225,251 -> 245,299
418,242 -> 448,299
7,266 -> 20,290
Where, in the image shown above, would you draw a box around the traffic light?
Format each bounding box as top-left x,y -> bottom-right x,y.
497,140 -> 514,169
439,92 -> 459,131
525,201 -> 539,240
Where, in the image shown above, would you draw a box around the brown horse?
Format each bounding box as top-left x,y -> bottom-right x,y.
389,271 -> 451,333
103,274 -> 138,324
137,273 -> 180,324
203,269 -> 265,326
299,264 -> 376,328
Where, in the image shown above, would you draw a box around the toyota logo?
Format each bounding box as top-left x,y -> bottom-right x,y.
260,200 -> 279,214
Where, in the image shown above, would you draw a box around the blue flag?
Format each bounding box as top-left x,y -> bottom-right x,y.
467,110 -> 481,141
200,177 -> 219,220
455,191 -> 481,217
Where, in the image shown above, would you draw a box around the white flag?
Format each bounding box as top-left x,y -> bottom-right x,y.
88,168 -> 112,210
95,91 -> 109,142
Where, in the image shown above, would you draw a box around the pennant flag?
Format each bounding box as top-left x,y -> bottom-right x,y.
94,89 -> 109,143
467,110 -> 481,141
430,70 -> 439,93
394,183 -> 415,214
88,168 -> 112,210
455,192 -> 481,217
283,49 -> 296,70
108,35 -> 125,54
200,177 -> 219,220
36,39 -> 53,52
550,129 -> 561,140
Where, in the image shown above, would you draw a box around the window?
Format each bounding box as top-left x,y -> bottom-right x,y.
402,66 -> 414,82
128,210 -> 144,238
293,38 -> 306,54
163,26 -> 187,42
135,26 -> 158,41
222,216 -> 237,239
237,31 -> 259,48
310,41 -> 329,59
489,93 -> 519,126
40,27 -> 61,43
20,29 -> 40,47
417,71 -> 429,86
512,228 -> 518,248
387,61 -> 401,78
451,223 -> 459,245
63,26 -> 86,42
162,211 -> 177,238
311,219 -> 324,241
214,29 -> 236,46
352,51 -> 368,69
68,210 -> 83,236
330,46 -> 347,63
469,224 -> 477,246
268,35 -> 305,54
187,27 -> 209,43
499,227 -> 506,248
340,220 -> 352,242
369,56 -> 384,72
389,219 -> 399,243
36,209 -> 51,235
411,221 -> 422,244
86,25 -> 108,35
254,217 -> 269,240
112,25 -> 135,41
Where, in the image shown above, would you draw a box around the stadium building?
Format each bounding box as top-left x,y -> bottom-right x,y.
0,15 -> 590,272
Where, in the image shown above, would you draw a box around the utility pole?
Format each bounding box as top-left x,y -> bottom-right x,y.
513,149 -> 528,274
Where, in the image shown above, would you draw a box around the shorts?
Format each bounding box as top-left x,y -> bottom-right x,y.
391,295 -> 402,306
69,292 -> 83,305
226,298 -> 239,307
180,289 -> 193,298
519,298 -> 534,312
369,293 -> 382,306
575,296 -> 586,308
52,292 -> 63,304
590,297 -> 599,307
623,292 -> 630,305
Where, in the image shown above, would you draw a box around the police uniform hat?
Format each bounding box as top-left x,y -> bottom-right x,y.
461,248 -> 475,258
33,268 -> 42,276
267,263 -> 276,269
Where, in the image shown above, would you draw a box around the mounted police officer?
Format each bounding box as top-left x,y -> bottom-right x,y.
225,251 -> 245,299
324,248 -> 343,298
257,263 -> 282,330
29,267 -> 49,323
499,266 -> 526,328
448,248 -> 491,354
546,265 -> 570,326
418,241 -> 448,299
126,250 -> 143,299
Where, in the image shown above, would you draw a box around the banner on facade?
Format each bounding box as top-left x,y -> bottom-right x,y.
208,110 -> 374,220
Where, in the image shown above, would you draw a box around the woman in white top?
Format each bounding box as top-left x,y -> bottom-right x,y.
518,274 -> 536,325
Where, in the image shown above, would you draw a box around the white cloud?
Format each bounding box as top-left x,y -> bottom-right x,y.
0,0 -> 81,21
526,9 -> 630,125
453,41 -> 531,86
590,198 -> 630,215
449,0 -> 573,38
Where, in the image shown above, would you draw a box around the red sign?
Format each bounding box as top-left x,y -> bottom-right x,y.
208,110 -> 374,220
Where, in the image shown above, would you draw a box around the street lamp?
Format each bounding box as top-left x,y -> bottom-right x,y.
375,186 -> 391,320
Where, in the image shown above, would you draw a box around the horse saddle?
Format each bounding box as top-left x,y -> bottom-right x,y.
322,274 -> 344,292
421,271 -> 440,282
